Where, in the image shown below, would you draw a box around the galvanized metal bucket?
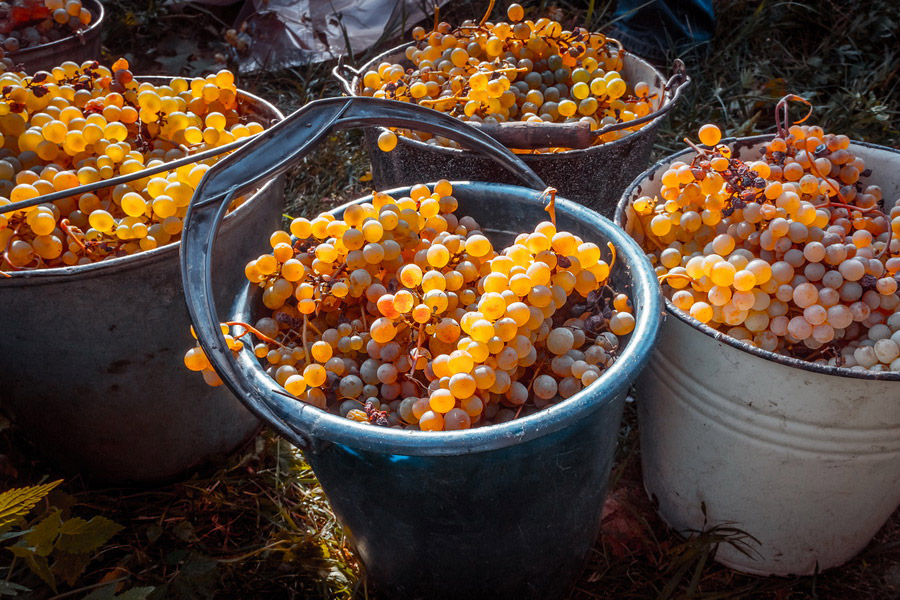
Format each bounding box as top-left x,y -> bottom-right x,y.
615,136 -> 900,576
181,97 -> 662,599
7,0 -> 104,74
333,42 -> 689,218
0,82 -> 284,484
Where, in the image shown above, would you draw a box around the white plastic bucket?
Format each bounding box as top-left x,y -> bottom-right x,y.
615,137 -> 900,576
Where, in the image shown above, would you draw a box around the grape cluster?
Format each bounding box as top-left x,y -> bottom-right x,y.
0,0 -> 92,61
186,182 -> 636,431
361,3 -> 654,153
0,58 -> 266,271
627,118 -> 900,372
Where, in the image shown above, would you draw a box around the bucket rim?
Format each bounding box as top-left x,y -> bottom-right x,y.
0,81 -> 284,284
7,0 -> 105,63
615,134 -> 900,382
344,41 -> 673,159
230,181 -> 662,455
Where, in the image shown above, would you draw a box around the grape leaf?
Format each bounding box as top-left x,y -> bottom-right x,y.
0,480 -> 62,533
13,551 -> 56,593
51,551 -> 93,586
24,510 -> 62,556
55,516 -> 123,554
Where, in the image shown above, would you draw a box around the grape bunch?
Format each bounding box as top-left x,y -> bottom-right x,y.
0,58 -> 266,271
185,182 -> 637,431
0,0 -> 92,61
361,3 -> 655,153
626,101 -> 900,372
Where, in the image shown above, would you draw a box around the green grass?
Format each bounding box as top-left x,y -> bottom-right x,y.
2,0 -> 899,598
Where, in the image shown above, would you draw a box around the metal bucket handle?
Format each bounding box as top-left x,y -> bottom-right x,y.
180,96 -> 547,449
588,58 -> 690,140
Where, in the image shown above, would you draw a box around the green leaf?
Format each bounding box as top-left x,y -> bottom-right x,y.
0,530 -> 29,543
0,580 -> 31,596
0,480 -> 62,533
51,551 -> 93,586
23,552 -> 56,593
55,516 -> 123,554
7,546 -> 34,558
25,510 -> 62,556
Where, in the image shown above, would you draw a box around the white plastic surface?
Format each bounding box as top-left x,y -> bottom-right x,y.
627,140 -> 900,575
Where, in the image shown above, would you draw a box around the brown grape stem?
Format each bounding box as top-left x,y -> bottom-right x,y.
657,272 -> 692,284
479,0 -> 495,26
541,187 -> 558,226
411,323 -> 425,378
60,219 -> 88,254
301,315 -> 311,365
683,137 -> 709,156
775,94 -> 813,139
224,321 -> 283,347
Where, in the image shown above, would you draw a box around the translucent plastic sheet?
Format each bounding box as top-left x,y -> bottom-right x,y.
186,0 -> 449,73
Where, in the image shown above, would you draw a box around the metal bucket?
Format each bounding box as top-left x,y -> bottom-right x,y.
615,136 -> 900,575
181,97 -> 662,599
0,82 -> 284,484
7,0 -> 104,74
334,42 -> 689,218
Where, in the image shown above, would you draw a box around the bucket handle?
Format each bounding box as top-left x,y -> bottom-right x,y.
332,59 -> 360,95
181,96 -> 547,451
586,59 -> 690,141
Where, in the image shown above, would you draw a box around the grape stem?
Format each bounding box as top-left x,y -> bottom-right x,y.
225,321 -> 282,347
540,187 -> 558,226
775,94 -> 813,139
479,0 -> 495,27
60,219 -> 88,254
411,323 -> 425,378
301,315 -> 311,364
683,137 -> 709,157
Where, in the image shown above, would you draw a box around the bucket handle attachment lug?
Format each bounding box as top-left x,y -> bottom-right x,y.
332,59 -> 360,95
181,96 -> 547,453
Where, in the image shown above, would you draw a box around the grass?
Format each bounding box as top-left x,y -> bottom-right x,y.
2,0 -> 899,598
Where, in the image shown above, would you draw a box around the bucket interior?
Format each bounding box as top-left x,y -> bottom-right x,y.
350,43 -> 669,154
615,136 -> 900,381
224,181 -> 661,456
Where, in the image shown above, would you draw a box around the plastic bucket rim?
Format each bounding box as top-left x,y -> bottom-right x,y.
232,181 -> 662,455
614,134 -> 900,382
346,42 -> 671,159
0,80 -> 284,283
7,0 -> 105,62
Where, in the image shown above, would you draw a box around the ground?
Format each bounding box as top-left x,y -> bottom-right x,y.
1,0 -> 899,598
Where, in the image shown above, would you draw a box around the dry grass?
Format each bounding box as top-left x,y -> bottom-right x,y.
1,0 -> 899,598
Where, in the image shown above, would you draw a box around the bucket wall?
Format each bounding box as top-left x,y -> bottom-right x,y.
0,89 -> 284,484
8,0 -> 104,74
308,396 -> 624,599
346,46 -> 672,218
616,138 -> 900,575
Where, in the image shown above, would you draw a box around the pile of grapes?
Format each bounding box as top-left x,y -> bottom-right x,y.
0,58 -> 266,271
185,182 -> 637,431
360,2 -> 655,153
626,106 -> 900,372
0,0 -> 92,61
